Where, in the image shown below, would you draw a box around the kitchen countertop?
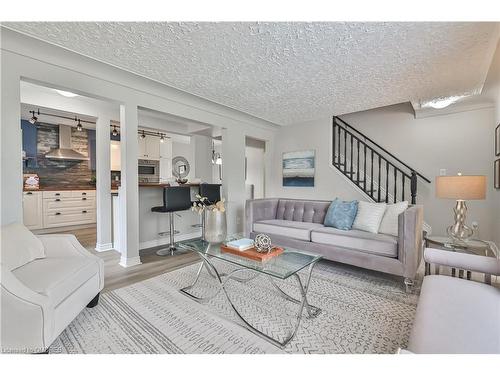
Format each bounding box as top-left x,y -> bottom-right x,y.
23,186 -> 98,191
24,182 -> 208,192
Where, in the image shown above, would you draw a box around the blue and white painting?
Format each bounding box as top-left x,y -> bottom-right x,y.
282,150 -> 315,187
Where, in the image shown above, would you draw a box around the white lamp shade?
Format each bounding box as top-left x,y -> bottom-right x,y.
436,175 -> 486,200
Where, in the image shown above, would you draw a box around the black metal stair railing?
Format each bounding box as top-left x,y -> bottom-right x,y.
332,116 -> 430,204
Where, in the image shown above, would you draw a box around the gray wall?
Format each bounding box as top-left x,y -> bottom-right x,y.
483,40 -> 500,247
269,104 -> 497,245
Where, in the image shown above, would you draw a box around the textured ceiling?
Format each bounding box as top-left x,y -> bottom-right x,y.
5,22 -> 499,125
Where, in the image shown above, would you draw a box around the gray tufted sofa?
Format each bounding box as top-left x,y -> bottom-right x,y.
245,198 -> 423,289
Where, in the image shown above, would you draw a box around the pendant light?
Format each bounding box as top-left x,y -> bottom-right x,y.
76,119 -> 83,131
29,109 -> 39,124
160,134 -> 165,143
140,130 -> 146,139
112,125 -> 118,137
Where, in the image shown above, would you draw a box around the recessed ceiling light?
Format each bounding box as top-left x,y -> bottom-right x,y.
55,89 -> 79,98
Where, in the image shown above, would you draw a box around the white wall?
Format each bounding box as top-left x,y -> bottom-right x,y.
482,40 -> 500,247
269,117 -> 366,202
245,138 -> 266,199
172,138 -> 195,181
193,135 -> 213,183
270,104 -> 498,244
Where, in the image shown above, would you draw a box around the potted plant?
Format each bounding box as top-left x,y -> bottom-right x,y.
192,194 -> 227,243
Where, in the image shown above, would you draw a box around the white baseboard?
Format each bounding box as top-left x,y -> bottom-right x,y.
119,255 -> 142,268
95,242 -> 114,252
116,231 -> 201,267
139,230 -> 201,250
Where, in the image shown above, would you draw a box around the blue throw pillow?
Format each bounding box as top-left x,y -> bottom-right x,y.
324,198 -> 358,230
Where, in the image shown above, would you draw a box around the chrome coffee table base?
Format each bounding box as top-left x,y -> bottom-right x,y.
179,250 -> 321,349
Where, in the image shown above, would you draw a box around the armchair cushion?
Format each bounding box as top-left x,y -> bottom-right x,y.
12,256 -> 100,306
0,223 -> 45,271
408,275 -> 500,353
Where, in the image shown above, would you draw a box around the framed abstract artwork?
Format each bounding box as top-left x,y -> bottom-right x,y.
282,150 -> 315,187
496,124 -> 500,156
495,159 -> 500,189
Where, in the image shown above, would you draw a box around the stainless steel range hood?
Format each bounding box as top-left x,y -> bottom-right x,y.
45,124 -> 89,161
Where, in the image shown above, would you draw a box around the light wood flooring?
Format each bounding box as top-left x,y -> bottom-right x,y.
56,226 -> 200,293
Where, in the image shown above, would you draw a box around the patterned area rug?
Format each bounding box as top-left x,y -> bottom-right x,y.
50,260 -> 419,354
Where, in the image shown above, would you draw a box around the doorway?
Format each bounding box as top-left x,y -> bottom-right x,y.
245,137 -> 266,200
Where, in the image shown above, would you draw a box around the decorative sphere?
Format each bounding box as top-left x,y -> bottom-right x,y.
254,234 -> 272,253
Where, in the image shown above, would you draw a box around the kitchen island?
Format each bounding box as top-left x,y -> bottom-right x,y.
112,183 -> 204,252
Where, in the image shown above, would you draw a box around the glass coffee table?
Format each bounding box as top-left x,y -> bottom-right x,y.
177,235 -> 322,348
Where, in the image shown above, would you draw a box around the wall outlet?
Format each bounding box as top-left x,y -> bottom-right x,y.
439,169 -> 447,176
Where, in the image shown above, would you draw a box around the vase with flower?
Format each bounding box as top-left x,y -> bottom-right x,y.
192,194 -> 227,243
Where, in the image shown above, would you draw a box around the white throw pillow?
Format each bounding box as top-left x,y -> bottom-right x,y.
0,223 -> 45,270
352,201 -> 387,233
379,201 -> 409,237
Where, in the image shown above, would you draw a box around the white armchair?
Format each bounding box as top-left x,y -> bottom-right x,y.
1,223 -> 104,353
408,247 -> 500,354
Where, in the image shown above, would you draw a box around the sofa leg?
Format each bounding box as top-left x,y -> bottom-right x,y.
86,293 -> 100,308
403,278 -> 415,293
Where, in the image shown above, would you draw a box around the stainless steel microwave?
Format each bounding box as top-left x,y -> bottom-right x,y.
138,159 -> 159,178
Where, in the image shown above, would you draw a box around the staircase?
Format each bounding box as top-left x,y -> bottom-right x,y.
332,116 -> 431,205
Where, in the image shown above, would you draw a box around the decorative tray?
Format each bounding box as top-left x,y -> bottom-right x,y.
220,245 -> 284,262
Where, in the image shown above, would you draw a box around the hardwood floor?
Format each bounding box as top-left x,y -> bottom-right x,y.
56,226 -> 200,293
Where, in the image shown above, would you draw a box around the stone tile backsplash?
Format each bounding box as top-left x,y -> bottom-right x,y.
24,123 -> 94,188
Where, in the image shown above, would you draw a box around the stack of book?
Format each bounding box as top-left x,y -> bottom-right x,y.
221,238 -> 284,262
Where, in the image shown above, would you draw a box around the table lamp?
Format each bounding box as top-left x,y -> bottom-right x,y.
436,173 -> 486,241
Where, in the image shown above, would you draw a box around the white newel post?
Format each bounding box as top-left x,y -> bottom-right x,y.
118,103 -> 141,267
95,115 -> 113,251
221,126 -> 246,235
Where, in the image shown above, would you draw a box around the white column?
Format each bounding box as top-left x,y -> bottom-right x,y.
221,126 -> 246,234
95,115 -> 113,251
118,103 -> 141,267
0,69 -> 22,226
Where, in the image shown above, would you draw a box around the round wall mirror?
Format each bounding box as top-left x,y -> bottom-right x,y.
172,156 -> 190,179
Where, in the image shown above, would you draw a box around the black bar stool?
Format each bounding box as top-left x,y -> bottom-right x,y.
152,186 -> 192,256
192,183 -> 221,240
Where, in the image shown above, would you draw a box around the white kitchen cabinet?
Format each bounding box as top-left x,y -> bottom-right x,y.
159,138 -> 173,181
138,133 -> 160,160
40,190 -> 96,229
138,134 -> 147,158
146,136 -> 160,160
159,138 -> 172,159
23,191 -> 43,230
110,140 -> 121,171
